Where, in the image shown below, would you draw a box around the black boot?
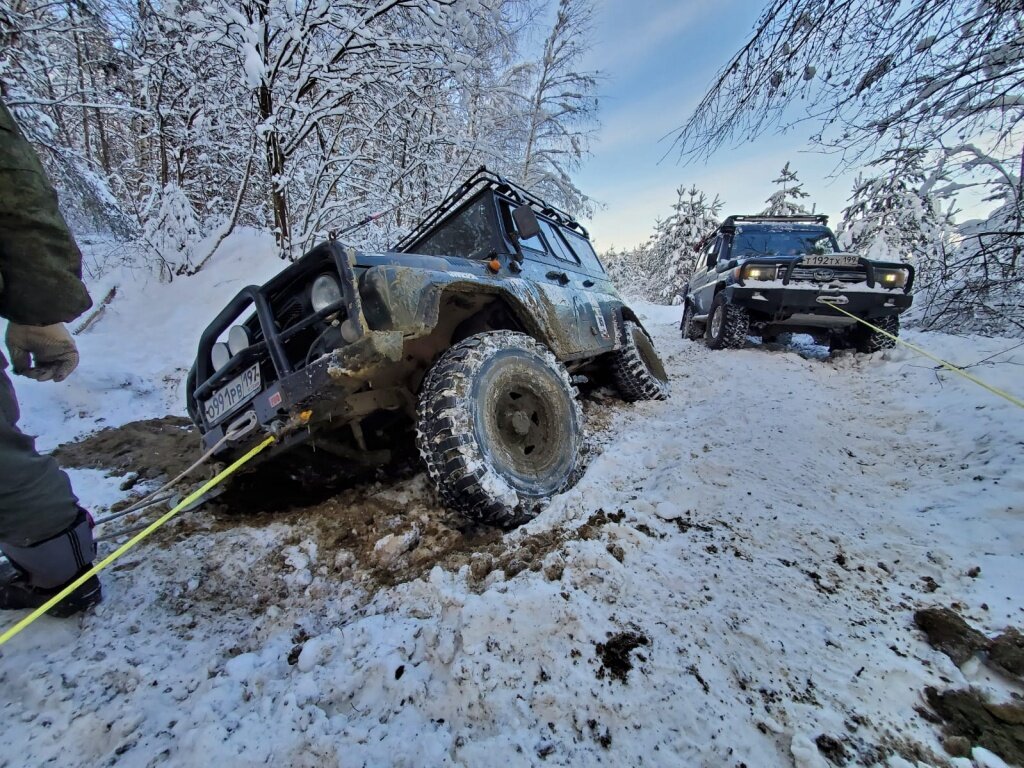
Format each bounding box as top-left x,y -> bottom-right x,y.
0,567 -> 102,617
0,508 -> 101,617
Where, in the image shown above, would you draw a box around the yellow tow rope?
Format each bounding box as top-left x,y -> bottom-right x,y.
828,303 -> 1024,410
0,435 -> 276,647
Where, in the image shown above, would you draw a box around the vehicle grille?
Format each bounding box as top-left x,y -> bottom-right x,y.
789,267 -> 866,283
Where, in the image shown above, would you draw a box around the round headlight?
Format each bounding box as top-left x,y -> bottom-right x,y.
311,274 -> 342,312
211,341 -> 231,372
228,325 -> 250,356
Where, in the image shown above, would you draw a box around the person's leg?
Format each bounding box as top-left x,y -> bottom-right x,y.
0,351 -> 100,613
0,355 -> 80,546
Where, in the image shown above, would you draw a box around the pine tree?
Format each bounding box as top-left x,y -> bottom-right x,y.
603,185 -> 722,302
657,186 -> 722,301
762,162 -> 810,216
837,151 -> 952,265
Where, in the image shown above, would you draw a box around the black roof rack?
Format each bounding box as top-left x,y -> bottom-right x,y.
394,166 -> 588,253
722,214 -> 829,228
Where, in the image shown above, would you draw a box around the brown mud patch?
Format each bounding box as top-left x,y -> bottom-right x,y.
915,606 -> 1024,682
53,416 -> 199,481
175,495 -> 627,597
55,414 -> 622,604
595,630 -> 650,683
913,606 -> 1024,765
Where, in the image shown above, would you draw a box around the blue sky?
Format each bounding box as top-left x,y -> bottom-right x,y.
576,0 -> 864,251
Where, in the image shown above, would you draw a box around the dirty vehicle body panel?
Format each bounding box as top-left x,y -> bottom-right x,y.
683,215 -> 914,342
186,169 -> 642,472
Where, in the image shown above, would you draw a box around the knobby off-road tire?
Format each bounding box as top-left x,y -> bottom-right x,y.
612,321 -> 670,401
416,331 -> 584,527
705,292 -> 749,350
854,314 -> 899,353
680,300 -> 704,341
828,330 -> 855,354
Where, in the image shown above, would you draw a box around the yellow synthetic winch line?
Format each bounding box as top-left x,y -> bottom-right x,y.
828,303 -> 1024,410
0,435 -> 277,647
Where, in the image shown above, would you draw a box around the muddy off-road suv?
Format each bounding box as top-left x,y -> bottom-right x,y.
680,215 -> 914,352
186,168 -> 669,526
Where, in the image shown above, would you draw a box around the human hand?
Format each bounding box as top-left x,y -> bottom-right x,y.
5,323 -> 80,382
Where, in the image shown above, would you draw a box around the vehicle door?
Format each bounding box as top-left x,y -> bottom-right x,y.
541,220 -> 617,355
691,234 -> 725,314
503,203 -> 613,357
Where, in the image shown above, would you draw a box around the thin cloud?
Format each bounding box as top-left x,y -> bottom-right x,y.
585,0 -> 717,75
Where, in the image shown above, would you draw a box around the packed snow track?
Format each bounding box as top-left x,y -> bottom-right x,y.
1,302 -> 1022,768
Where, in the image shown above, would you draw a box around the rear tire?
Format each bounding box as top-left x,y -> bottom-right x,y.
613,321 -> 670,401
416,332 -> 584,527
854,314 -> 899,353
705,293 -> 749,350
680,301 -> 704,341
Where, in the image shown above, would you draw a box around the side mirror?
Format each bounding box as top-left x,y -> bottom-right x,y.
715,259 -> 738,273
512,204 -> 541,241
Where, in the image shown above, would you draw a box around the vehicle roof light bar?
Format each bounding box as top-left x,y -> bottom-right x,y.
722,214 -> 830,227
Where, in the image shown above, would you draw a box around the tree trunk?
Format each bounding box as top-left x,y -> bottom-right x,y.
253,0 -> 289,256
259,82 -> 290,255
69,2 -> 92,164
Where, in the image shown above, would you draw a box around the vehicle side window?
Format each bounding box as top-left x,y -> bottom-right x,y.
411,196 -> 496,260
561,229 -> 606,274
539,220 -> 580,264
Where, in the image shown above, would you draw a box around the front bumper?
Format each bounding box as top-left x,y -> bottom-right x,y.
726,284 -> 913,320
186,240 -> 398,454
196,329 -> 404,454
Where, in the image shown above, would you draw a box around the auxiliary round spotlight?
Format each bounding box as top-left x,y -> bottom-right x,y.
212,342 -> 232,372
228,325 -> 250,356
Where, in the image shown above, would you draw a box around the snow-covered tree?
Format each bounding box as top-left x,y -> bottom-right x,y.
838,150 -> 953,261
0,0 -> 135,238
142,184 -> 203,279
603,185 -> 722,302
1,0 -> 603,276
761,162 -> 810,216
516,0 -> 599,216
914,147 -> 1024,336
669,0 -> 1024,168
651,185 -> 722,301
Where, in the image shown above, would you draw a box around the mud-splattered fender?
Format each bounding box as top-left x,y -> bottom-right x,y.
357,264 -> 581,360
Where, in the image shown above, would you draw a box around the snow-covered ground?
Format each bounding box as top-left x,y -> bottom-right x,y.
1,235 -> 1022,767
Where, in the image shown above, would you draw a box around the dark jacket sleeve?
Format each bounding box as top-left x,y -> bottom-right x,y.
0,98 -> 92,326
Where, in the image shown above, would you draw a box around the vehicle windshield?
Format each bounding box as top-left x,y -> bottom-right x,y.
732,228 -> 839,258
409,195 -> 496,260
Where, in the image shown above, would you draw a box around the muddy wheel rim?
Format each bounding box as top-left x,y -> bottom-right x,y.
476,357 -> 575,494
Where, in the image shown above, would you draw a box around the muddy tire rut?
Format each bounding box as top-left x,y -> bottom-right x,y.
52,402 -> 619,599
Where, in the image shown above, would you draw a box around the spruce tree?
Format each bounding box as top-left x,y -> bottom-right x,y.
762,162 -> 810,216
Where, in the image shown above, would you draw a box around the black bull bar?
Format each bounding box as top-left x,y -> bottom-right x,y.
187,241 -> 368,429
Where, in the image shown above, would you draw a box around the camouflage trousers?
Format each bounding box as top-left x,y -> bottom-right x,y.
0,349 -> 79,546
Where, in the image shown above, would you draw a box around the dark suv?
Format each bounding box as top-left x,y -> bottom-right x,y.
186,168 -> 669,526
680,215 -> 914,352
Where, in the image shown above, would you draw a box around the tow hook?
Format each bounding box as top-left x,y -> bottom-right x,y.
817,295 -> 849,305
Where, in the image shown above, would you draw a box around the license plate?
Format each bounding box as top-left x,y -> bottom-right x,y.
803,253 -> 859,267
204,363 -> 261,424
